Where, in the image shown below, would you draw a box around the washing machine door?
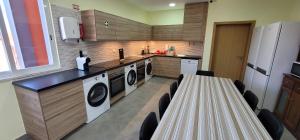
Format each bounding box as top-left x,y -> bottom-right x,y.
87,83 -> 108,107
146,63 -> 152,75
127,70 -> 136,86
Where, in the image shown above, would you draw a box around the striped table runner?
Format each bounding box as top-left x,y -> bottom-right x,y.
151,75 -> 272,140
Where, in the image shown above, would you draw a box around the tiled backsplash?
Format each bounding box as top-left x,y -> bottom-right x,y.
51,5 -> 203,70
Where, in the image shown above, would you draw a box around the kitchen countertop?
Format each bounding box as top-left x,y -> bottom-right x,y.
12,54 -> 201,92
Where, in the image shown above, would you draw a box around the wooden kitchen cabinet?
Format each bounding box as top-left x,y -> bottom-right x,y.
116,17 -> 151,41
14,80 -> 86,140
152,57 -> 181,78
152,25 -> 183,41
183,3 -> 208,41
274,74 -> 300,139
81,10 -> 117,41
284,84 -> 300,131
81,10 -> 151,41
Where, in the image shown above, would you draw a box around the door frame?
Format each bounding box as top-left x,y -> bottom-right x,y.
209,20 -> 256,80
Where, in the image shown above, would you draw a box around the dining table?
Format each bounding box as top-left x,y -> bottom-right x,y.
151,74 -> 272,140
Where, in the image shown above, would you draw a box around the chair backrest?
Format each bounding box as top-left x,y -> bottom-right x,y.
139,112 -> 158,140
257,109 -> 283,140
243,90 -> 259,111
196,70 -> 214,77
234,80 -> 245,94
159,93 -> 171,119
170,81 -> 178,99
178,74 -> 184,85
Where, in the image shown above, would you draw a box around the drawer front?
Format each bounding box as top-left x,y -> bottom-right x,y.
40,80 -> 83,106
43,90 -> 84,120
282,76 -> 295,89
46,103 -> 86,140
39,81 -> 84,120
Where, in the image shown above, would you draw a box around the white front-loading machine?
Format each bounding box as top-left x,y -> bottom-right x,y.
145,58 -> 153,81
83,72 -> 110,123
125,63 -> 137,95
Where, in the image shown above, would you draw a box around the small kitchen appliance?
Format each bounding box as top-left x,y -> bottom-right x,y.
76,50 -> 91,71
119,48 -> 124,61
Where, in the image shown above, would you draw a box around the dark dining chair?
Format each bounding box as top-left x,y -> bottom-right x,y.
257,109 -> 283,140
234,80 -> 245,94
159,93 -> 171,119
196,70 -> 214,77
177,74 -> 184,86
170,81 -> 178,99
139,112 -> 158,140
243,90 -> 258,111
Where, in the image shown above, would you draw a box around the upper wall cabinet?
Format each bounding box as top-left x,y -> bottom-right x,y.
115,17 -> 151,41
81,10 -> 151,41
81,10 -> 117,41
183,2 -> 208,41
152,25 -> 183,41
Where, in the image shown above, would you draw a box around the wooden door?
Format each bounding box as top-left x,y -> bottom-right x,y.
210,22 -> 254,80
284,83 -> 300,131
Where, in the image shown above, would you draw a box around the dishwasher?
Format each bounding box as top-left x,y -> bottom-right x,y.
181,59 -> 199,74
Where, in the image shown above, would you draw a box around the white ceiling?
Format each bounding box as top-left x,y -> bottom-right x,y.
125,0 -> 208,11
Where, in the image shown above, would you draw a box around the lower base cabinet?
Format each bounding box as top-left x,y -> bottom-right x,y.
14,80 -> 87,140
274,74 -> 300,139
152,57 -> 181,78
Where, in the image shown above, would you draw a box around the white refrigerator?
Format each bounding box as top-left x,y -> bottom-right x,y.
244,27 -> 264,91
244,22 -> 300,111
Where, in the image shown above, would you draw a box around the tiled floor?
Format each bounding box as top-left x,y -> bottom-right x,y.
20,77 -> 296,140
64,77 -> 173,140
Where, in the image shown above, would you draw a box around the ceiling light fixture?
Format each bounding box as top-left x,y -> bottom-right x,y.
169,3 -> 176,7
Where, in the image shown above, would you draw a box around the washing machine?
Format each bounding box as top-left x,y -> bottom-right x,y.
83,72 -> 110,123
145,58 -> 153,81
125,63 -> 137,95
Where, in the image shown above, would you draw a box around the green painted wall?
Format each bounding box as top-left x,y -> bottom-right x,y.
0,81 -> 25,140
202,0 -> 298,70
289,0 -> 300,21
49,0 -> 149,23
147,9 -> 184,25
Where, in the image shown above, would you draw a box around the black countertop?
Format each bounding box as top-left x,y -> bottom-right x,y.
12,54 -> 201,92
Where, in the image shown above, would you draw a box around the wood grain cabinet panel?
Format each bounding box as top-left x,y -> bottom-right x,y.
183,3 -> 208,41
275,74 -> 300,139
94,10 -> 118,40
115,17 -> 151,41
152,57 -> 181,78
81,10 -> 116,41
284,84 -> 300,131
46,103 -> 86,140
152,25 -> 183,41
82,10 -> 151,41
15,87 -> 48,140
14,80 -> 86,140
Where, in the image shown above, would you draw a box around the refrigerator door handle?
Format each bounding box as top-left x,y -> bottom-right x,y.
247,63 -> 254,68
257,67 -> 267,75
